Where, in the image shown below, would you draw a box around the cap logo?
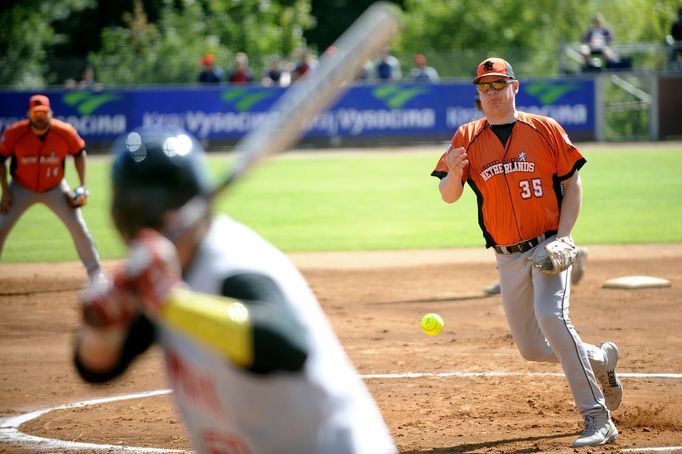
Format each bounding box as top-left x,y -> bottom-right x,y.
125,132 -> 147,162
163,135 -> 193,157
483,60 -> 495,71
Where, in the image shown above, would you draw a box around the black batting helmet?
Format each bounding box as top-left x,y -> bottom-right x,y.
110,126 -> 214,241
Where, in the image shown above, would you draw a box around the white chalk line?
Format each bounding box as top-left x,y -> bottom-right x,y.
1,370 -> 680,452
361,371 -> 682,379
622,448 -> 682,453
0,389 -> 183,453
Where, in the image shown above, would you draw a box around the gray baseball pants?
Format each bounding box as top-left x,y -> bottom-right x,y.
495,236 -> 609,417
0,180 -> 101,279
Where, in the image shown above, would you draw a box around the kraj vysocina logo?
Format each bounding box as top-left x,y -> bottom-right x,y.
524,82 -> 581,105
373,85 -> 430,109
63,91 -> 121,115
222,88 -> 277,112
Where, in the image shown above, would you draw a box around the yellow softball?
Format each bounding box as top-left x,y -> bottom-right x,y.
420,313 -> 444,336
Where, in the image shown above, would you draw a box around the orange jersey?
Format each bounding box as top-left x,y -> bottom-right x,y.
0,119 -> 85,192
432,111 -> 585,248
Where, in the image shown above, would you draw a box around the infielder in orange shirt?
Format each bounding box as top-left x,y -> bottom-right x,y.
0,94 -> 101,282
431,58 -> 622,448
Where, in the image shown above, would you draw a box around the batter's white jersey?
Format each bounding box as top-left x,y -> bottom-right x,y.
157,215 -> 396,454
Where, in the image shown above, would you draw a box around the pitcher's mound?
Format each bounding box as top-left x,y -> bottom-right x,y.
602,275 -> 671,289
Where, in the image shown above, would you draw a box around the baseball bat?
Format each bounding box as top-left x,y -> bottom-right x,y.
219,2 -> 401,193
166,2 -> 402,240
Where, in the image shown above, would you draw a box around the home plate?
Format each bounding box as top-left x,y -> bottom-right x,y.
602,275 -> 671,289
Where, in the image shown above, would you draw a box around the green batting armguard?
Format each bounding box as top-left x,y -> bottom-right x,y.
160,288 -> 253,367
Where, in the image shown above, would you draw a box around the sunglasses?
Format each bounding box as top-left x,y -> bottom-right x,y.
476,79 -> 513,92
30,110 -> 50,120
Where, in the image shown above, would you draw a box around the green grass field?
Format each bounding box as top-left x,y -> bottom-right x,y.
2,144 -> 682,263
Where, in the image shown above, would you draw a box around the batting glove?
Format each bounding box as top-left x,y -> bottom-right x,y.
124,229 -> 183,316
81,229 -> 182,327
81,273 -> 138,328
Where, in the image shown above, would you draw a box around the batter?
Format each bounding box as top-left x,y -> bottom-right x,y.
431,58 -> 623,448
73,127 -> 396,454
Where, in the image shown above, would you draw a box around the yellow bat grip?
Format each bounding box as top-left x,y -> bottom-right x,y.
160,288 -> 253,367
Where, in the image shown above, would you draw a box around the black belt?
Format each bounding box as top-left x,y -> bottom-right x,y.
493,230 -> 557,255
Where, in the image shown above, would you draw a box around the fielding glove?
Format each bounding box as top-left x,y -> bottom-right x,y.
528,236 -> 578,275
68,185 -> 89,207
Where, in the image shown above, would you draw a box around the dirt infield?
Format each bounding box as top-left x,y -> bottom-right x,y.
1,244 -> 681,453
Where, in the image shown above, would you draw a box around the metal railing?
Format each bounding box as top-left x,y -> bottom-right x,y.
594,72 -> 657,141
559,42 -> 677,75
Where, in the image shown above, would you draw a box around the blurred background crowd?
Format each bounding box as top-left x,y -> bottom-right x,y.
2,0 -> 682,90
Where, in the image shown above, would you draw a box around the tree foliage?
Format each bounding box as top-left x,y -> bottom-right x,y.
91,0 -> 200,85
394,0 -> 681,78
0,0 -> 680,87
0,0 -> 95,87
303,0 -> 404,51
1,0 -> 314,88
90,0 -> 314,86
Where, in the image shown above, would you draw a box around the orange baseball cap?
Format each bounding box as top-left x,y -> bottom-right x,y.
29,94 -> 51,112
473,58 -> 515,83
200,54 -> 215,66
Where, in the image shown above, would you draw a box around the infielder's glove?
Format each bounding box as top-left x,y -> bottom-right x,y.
68,185 -> 89,207
527,236 -> 578,275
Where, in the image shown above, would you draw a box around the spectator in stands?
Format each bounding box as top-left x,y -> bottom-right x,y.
77,66 -> 98,89
355,60 -> 374,83
261,55 -> 291,87
65,65 -> 101,90
374,46 -> 401,81
580,13 -> 619,70
410,54 -> 440,82
197,54 -> 224,84
227,52 -> 255,85
291,47 -> 318,82
667,6 -> 682,67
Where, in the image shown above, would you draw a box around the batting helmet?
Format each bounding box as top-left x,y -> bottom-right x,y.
110,126 -> 214,241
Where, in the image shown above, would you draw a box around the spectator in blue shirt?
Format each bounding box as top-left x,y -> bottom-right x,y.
580,13 -> 619,68
375,46 -> 401,81
197,54 -> 224,84
410,54 -> 439,82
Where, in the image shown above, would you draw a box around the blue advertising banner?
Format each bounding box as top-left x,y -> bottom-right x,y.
0,79 -> 595,146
